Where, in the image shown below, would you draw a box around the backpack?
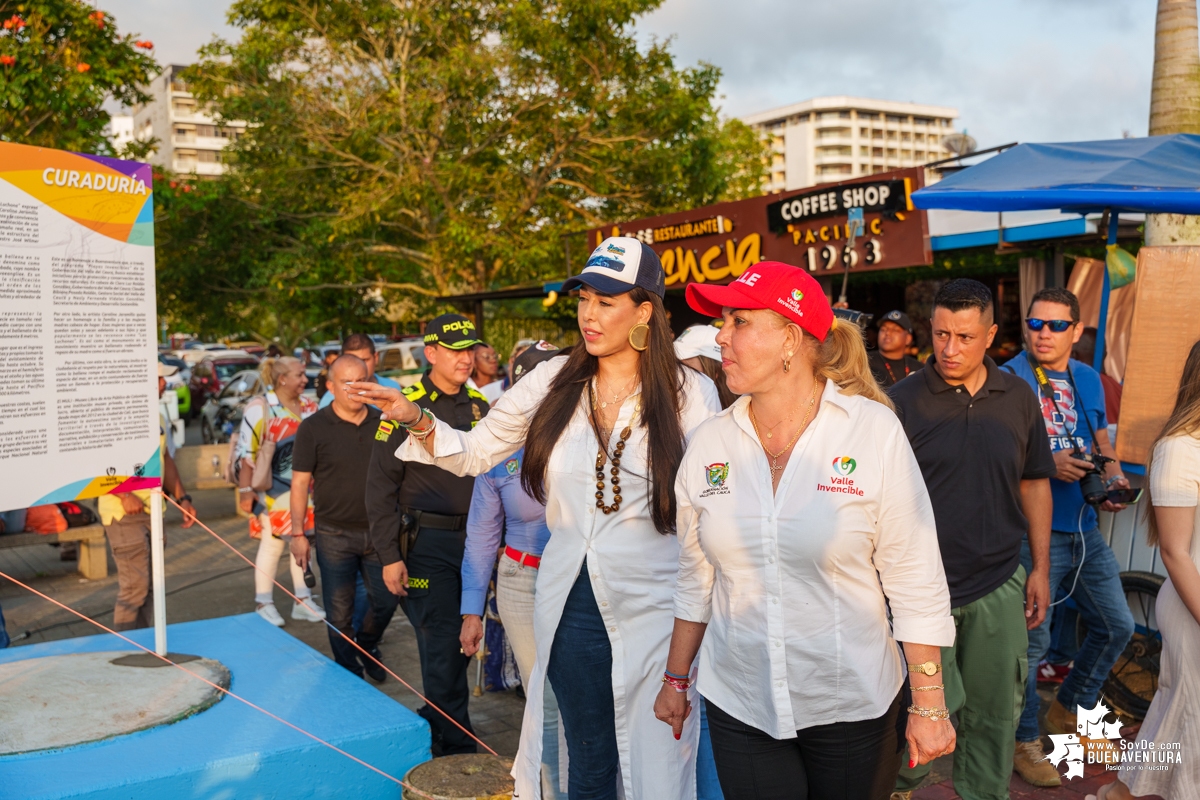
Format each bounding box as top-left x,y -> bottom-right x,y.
225,397 -> 276,492
57,501 -> 98,528
26,504 -> 68,534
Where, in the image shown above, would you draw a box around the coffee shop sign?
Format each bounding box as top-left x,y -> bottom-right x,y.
766,179 -> 909,232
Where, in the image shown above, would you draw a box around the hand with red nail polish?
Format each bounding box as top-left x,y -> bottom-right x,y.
654,680 -> 692,743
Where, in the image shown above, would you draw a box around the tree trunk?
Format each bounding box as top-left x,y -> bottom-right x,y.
1147,0 -> 1200,244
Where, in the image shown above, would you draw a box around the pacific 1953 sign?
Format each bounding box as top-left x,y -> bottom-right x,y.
586,168 -> 932,287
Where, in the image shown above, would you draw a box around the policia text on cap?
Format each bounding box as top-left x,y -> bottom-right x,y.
364,314 -> 490,756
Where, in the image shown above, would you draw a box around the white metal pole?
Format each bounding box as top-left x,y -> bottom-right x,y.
150,488 -> 167,655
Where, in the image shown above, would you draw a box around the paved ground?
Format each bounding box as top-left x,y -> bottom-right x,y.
0,486 -> 526,758
0,436 -> 1162,797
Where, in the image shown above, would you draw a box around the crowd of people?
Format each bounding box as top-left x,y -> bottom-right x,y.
327,237 -> 1193,800
7,234 -> 1195,800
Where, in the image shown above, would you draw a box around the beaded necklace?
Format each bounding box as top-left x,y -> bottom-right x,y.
588,381 -> 635,515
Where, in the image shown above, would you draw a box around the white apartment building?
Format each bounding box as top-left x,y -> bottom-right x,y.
742,96 -> 961,192
123,64 -> 246,176
107,114 -> 134,153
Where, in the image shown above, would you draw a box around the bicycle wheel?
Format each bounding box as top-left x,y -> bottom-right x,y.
1077,570 -> 1164,720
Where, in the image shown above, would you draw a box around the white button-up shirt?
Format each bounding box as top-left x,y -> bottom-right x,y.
396,357 -> 720,800
674,380 -> 955,739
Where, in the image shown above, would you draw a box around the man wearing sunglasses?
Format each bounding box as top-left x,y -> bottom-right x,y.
1001,287 -> 1135,788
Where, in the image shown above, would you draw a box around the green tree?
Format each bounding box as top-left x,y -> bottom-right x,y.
0,0 -> 157,154
160,0 -> 764,340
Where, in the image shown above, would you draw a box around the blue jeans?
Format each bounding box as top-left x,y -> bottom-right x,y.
1017,529 -> 1135,741
0,599 -> 8,649
352,573 -> 369,632
697,698 -> 725,800
314,528 -> 398,676
547,561 -> 619,800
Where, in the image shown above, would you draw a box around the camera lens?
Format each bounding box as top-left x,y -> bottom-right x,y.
1080,468 -> 1108,505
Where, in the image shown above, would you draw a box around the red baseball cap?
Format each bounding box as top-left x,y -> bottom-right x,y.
686,261 -> 835,342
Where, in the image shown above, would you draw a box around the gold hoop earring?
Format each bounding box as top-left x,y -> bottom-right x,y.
783,359 -> 790,373
628,322 -> 650,352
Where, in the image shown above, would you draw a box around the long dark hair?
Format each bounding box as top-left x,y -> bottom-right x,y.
522,288 -> 686,534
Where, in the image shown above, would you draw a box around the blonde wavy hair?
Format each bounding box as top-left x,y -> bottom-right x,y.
259,356 -> 303,388
768,311 -> 894,410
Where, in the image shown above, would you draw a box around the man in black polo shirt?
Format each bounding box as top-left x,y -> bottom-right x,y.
365,313 -> 489,756
891,279 -> 1055,800
289,354 -> 394,681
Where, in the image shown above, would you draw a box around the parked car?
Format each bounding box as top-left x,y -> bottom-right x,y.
375,338 -> 429,388
158,354 -> 192,417
199,369 -> 264,444
189,351 -> 261,414
225,340 -> 266,357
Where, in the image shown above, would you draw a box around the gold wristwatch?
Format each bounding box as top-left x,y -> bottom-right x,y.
908,661 -> 942,676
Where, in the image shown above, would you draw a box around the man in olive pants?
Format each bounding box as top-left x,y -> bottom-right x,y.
889,280 -> 1055,800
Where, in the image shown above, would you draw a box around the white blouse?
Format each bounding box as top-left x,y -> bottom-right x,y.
396,357 -> 720,800
674,380 -> 956,739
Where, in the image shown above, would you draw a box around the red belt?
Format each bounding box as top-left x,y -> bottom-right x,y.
505,545 -> 540,569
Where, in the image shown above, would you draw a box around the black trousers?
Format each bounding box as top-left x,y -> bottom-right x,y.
706,693 -> 904,800
314,527 -> 398,676
399,525 -> 476,755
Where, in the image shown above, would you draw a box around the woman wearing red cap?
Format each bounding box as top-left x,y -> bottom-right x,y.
654,262 -> 957,799
353,237 -> 720,800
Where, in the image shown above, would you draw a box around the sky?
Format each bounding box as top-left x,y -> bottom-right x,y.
100,0 -> 1161,148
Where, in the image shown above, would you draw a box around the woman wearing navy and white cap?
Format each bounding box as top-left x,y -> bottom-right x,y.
353,238 -> 720,800
653,262 -> 957,799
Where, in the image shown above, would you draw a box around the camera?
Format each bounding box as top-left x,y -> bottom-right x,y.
1076,448 -> 1115,506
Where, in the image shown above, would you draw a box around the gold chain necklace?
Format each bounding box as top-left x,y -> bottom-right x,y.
590,383 -> 635,515
596,376 -> 634,410
749,382 -> 819,483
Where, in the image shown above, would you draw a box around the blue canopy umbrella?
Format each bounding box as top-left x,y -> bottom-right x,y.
912,133 -> 1200,377
913,134 -> 1200,214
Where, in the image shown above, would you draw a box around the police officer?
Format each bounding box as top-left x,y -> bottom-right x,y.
365,313 -> 489,756
867,309 -> 923,388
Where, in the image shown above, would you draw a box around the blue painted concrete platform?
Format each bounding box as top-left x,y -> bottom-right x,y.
0,614 -> 430,799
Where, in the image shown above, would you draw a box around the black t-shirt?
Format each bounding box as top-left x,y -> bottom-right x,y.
365,375 -> 490,565
868,350 -> 924,388
293,404 -> 382,531
890,356 -> 1056,607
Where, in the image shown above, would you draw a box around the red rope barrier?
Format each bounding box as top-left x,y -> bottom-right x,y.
0,568 -> 437,800
164,495 -> 500,757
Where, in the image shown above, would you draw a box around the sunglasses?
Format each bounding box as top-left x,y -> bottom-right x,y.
1025,318 -> 1075,333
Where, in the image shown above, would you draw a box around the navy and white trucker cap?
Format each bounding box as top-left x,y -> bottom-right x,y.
562,237 -> 665,298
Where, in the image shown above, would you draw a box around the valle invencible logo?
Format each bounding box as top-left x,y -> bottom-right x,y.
818,456 -> 863,496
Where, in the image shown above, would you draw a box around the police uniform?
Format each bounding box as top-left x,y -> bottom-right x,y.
869,309 -> 924,388
365,315 -> 489,756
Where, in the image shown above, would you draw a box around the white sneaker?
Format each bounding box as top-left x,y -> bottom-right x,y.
292,598 -> 326,622
256,602 -> 285,627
